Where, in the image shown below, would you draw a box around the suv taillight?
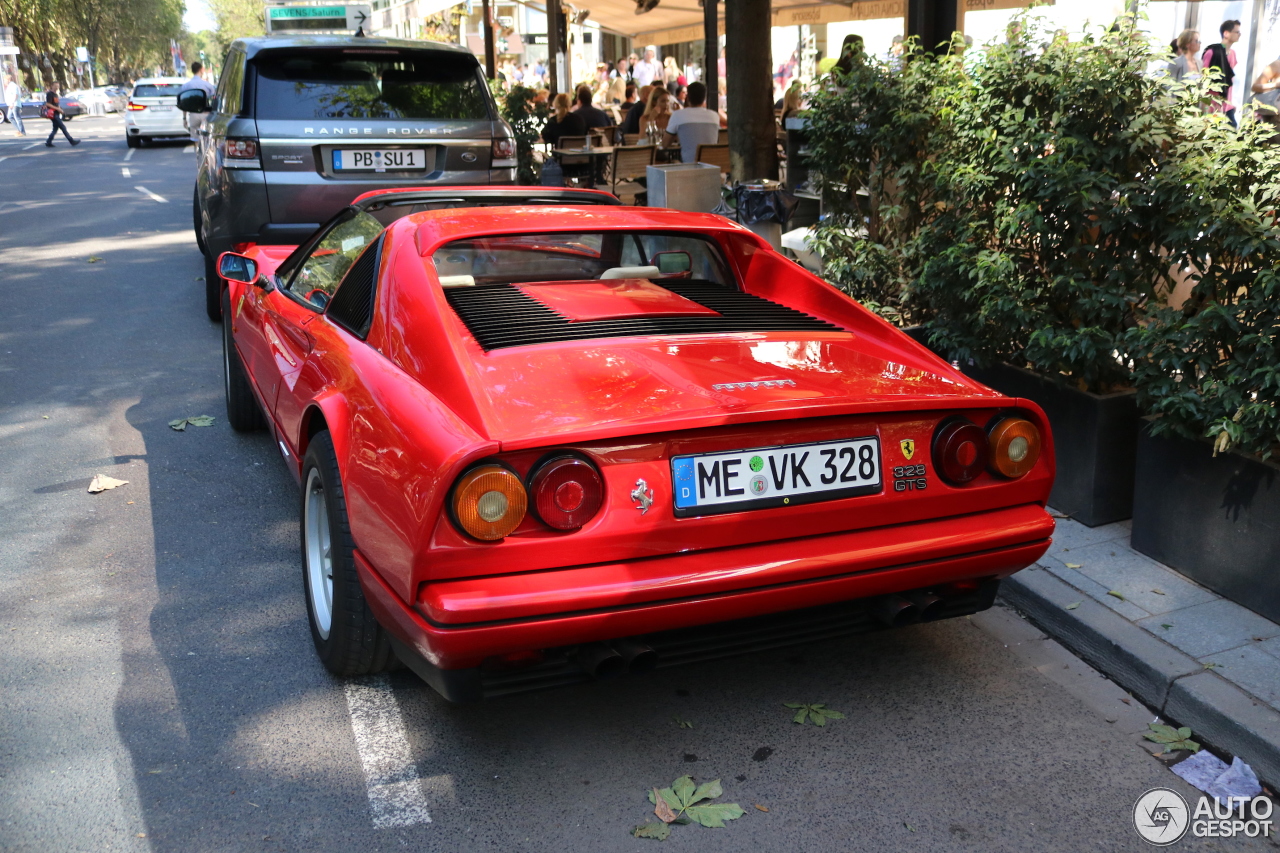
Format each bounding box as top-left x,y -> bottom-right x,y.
126,102 -> 146,111
223,138 -> 258,159
492,138 -> 515,160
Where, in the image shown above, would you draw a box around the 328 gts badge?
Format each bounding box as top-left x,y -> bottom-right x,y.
892,464 -> 928,492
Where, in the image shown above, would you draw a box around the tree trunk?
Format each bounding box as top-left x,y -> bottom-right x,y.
725,0 -> 777,182
703,0 -> 717,119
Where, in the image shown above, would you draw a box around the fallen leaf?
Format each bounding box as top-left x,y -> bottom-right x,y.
187,415 -> 216,427
1151,588 -> 1166,595
685,802 -> 746,828
1161,623 -> 1173,630
42,415 -> 49,419
87,474 -> 128,493
1065,601 -> 1081,610
753,804 -> 769,812
633,822 -> 671,841
905,822 -> 916,832
168,418 -> 189,431
786,702 -> 844,726
672,716 -> 694,729
1065,562 -> 1082,569
653,788 -> 678,824
1203,662 -> 1221,670
88,256 -> 102,263
1142,722 -> 1199,752
194,276 -> 205,281
1107,590 -> 1125,601
1120,697 -> 1131,705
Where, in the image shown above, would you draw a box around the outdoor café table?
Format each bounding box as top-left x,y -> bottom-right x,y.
553,145 -> 614,189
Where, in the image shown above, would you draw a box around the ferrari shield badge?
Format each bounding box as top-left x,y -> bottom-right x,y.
900,439 -> 916,460
631,479 -> 654,515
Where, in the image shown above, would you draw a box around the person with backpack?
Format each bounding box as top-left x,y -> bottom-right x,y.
1202,20 -> 1242,126
43,89 -> 79,147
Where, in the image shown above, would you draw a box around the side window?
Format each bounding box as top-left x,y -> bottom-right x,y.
220,52 -> 245,116
286,212 -> 385,307
326,238 -> 383,339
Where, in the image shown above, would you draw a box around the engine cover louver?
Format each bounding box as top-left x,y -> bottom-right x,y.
444,280 -> 845,350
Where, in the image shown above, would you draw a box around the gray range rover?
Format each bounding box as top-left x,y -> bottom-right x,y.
180,35 -> 515,320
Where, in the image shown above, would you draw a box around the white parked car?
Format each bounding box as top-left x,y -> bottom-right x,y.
124,77 -> 189,147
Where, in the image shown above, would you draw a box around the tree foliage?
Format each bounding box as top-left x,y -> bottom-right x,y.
492,83 -> 548,185
0,0 -> 184,88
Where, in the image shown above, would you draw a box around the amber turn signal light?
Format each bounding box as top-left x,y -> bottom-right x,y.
987,417 -> 1041,479
932,418 -> 989,485
451,465 -> 527,541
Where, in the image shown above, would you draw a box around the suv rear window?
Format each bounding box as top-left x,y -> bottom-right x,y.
133,84 -> 182,98
252,49 -> 490,120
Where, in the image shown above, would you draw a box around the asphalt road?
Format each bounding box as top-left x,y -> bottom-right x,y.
1,115 -> 1275,853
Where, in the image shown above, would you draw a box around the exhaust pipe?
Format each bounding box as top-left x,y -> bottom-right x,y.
574,643 -> 625,680
908,592 -> 946,622
612,639 -> 658,674
872,595 -> 920,627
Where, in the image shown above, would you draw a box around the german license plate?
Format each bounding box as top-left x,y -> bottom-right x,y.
332,148 -> 427,172
149,105 -> 174,111
671,436 -> 882,517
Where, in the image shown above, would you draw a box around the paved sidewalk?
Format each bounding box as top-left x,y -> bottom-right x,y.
1001,512 -> 1280,788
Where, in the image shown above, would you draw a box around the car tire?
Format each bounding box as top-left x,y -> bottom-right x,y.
301,431 -> 397,676
193,186 -> 207,256
125,133 -> 139,148
205,251 -> 221,322
221,287 -> 266,432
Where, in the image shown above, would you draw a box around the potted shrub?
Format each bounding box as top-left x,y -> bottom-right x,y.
1126,110 -> 1280,621
807,16 -> 1200,526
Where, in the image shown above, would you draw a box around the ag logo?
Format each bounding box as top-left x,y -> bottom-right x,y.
900,439 -> 915,460
1133,788 -> 1189,845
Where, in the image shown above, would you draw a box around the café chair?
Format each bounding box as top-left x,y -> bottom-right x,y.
610,144 -> 656,203
695,143 -> 730,176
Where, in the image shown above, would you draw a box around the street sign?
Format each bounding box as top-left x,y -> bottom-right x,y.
75,46 -> 89,62
264,4 -> 372,33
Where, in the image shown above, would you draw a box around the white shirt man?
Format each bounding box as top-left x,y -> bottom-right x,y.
633,49 -> 661,88
662,81 -> 719,163
180,62 -> 216,140
3,73 -> 25,136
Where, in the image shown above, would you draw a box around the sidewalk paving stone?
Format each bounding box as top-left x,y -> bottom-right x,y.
1038,560 -> 1152,621
1044,541 -> 1218,616
1043,514 -> 1129,561
1198,645 -> 1280,707
1259,636 -> 1280,661
1135,598 -> 1280,658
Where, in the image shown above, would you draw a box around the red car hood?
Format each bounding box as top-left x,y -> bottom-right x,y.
453,331 -> 1004,450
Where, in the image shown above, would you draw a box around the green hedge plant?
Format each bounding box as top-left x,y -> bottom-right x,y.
491,83 -> 548,185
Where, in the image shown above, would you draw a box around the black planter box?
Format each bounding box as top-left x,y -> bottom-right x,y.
963,363 -> 1139,527
1131,425 -> 1280,624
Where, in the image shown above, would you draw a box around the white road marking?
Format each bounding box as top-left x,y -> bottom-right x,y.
121,167 -> 130,178
0,157 -> 7,165
343,676 -> 432,829
23,142 -> 40,150
134,186 -> 168,203
123,148 -> 135,162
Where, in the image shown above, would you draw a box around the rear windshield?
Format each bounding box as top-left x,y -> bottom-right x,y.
432,232 -> 732,286
252,49 -> 490,120
133,84 -> 182,98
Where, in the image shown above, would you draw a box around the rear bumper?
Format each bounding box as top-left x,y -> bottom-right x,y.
358,503 -> 1053,673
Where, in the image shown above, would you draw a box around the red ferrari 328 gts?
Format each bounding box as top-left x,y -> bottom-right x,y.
216,187 -> 1055,701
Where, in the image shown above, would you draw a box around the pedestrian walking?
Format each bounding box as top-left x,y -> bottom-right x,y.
180,61 -> 216,141
1251,55 -> 1280,144
3,72 -> 25,136
1202,19 -> 1241,126
43,90 -> 79,147
1168,29 -> 1202,83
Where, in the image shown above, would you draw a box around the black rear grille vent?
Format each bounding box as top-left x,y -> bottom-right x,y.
444,280 -> 845,351
326,237 -> 381,339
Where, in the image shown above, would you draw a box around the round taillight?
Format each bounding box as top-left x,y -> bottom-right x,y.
988,416 -> 1042,479
529,456 -> 604,530
932,418 -> 988,485
451,465 -> 527,541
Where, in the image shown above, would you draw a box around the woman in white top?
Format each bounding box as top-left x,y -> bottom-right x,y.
1168,30 -> 1201,83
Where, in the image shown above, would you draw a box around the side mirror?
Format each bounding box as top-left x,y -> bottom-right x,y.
218,252 -> 258,283
176,88 -> 209,113
653,251 -> 692,276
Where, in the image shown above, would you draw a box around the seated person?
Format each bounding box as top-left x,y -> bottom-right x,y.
573,84 -> 614,132
541,93 -> 586,146
662,81 -> 719,163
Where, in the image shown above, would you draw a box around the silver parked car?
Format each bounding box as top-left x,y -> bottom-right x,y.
179,34 -> 516,320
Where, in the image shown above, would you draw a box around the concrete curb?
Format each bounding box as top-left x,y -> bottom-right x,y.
1001,566 -> 1280,788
